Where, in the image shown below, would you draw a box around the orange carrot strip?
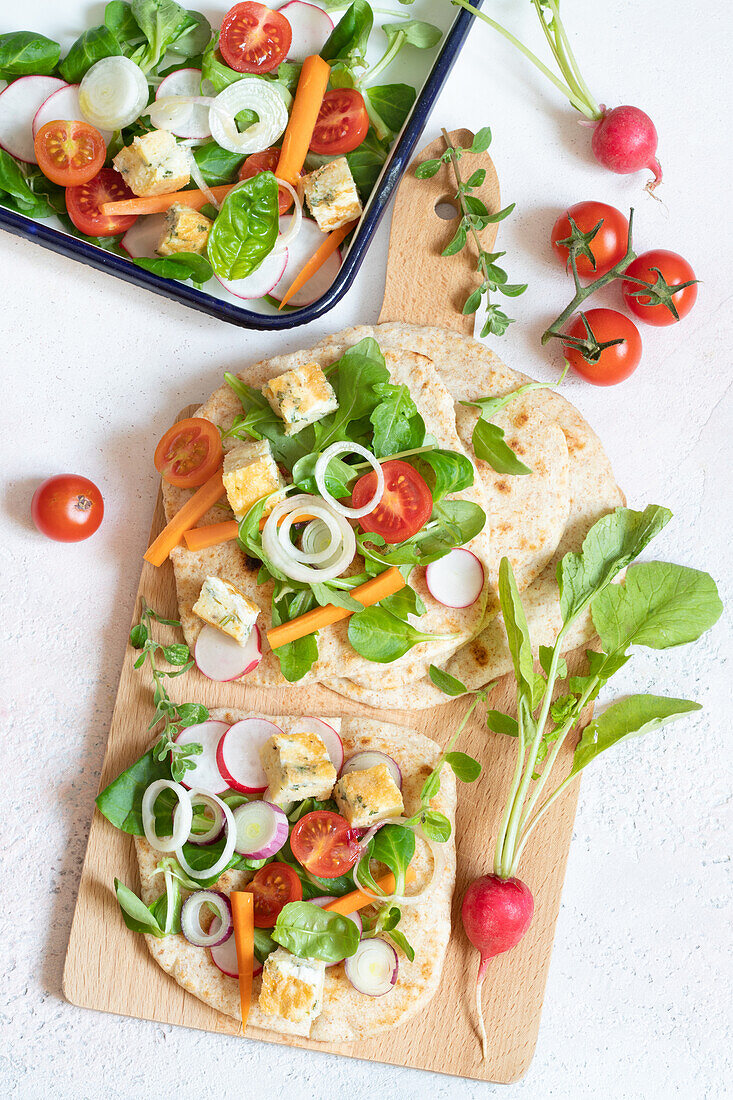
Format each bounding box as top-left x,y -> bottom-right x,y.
323,868 -> 418,915
275,54 -> 331,187
183,511 -> 319,551
144,467 -> 225,567
266,567 -> 404,649
277,220 -> 356,309
100,184 -> 235,217
231,891 -> 254,1030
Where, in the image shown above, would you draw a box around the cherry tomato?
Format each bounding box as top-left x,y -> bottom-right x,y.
562,308 -> 642,386
31,475 -> 104,542
290,811 -> 360,879
219,2 -> 292,73
65,167 -> 137,237
621,249 -> 698,326
352,460 -> 433,545
154,417 -> 223,489
238,148 -> 291,214
34,119 -> 106,187
551,201 -> 629,278
309,88 -> 370,155
247,862 -> 302,927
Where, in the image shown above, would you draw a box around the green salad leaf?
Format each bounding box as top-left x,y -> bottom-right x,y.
133,252 -> 214,284
96,747 -> 172,835
571,695 -> 702,776
59,25 -> 122,82
105,2 -> 146,51
320,0 -> 373,66
365,83 -> 415,134
192,141 -> 247,185
0,31 -> 60,78
273,901 -> 360,962
207,172 -> 280,280
348,605 -> 454,663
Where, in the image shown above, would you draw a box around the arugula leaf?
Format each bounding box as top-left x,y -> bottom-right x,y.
225,374 -> 313,467
498,556 -> 535,700
133,252 -> 213,284
207,172 -> 279,280
428,665 -> 468,697
472,418 -> 531,475
0,31 -> 60,78
359,500 -> 485,568
539,645 -> 567,680
369,382 -> 424,456
59,25 -> 122,82
273,901 -> 360,962
314,338 -> 391,448
348,605 -> 452,663
571,695 -> 702,776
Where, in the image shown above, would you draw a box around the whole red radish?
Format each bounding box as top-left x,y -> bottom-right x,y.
462,874 -> 534,1057
591,106 -> 662,193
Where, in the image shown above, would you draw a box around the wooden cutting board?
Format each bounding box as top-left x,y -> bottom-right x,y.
63,130 -> 587,1084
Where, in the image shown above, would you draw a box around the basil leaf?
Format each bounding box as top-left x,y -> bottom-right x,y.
320,0 -> 373,64
272,901 -> 360,962
348,605 -> 447,663
192,141 -> 246,185
207,173 -> 279,280
571,695 -> 702,776
59,25 -> 122,82
473,418 -> 531,475
96,747 -> 172,835
428,665 -> 467,697
444,751 -> 481,782
133,252 -> 213,283
366,83 -> 416,133
0,31 -> 60,77
415,449 -> 474,501
370,824 -> 415,895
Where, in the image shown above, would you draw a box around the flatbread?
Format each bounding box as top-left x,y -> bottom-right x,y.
136,710 -> 456,1041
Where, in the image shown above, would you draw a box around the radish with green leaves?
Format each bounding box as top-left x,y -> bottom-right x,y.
431,506 -> 722,1057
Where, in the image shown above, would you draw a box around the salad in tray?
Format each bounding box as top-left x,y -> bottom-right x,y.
0,0 -> 442,309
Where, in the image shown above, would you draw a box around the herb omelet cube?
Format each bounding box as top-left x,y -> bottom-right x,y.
222,439 -> 285,519
260,731 -> 337,805
301,156 -> 362,232
258,948 -> 326,1037
261,362 -> 338,436
157,204 -> 213,256
332,763 -> 404,828
112,129 -> 191,197
191,576 -> 259,645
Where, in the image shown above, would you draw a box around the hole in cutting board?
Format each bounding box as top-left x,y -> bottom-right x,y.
434,199 -> 458,220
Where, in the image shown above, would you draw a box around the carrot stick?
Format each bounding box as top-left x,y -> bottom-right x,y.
144,467 -> 225,567
323,868 -> 418,915
100,184 -> 235,217
276,54 -> 331,187
231,891 -> 254,1030
277,220 -> 357,309
183,511 -> 319,551
266,566 -> 404,649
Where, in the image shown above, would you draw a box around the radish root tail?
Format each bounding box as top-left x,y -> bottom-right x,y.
476,977 -> 488,1060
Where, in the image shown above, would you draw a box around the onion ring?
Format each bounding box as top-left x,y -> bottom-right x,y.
262,494 -> 356,582
174,788 -> 237,881
315,442 -> 385,519
142,780 -> 192,853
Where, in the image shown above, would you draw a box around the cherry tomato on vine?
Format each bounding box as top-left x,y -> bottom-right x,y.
562,308 -> 642,386
154,417 -> 223,489
551,201 -> 629,278
621,249 -> 698,326
246,863 -> 302,926
238,148 -> 292,214
290,811 -> 360,878
219,2 -> 292,73
309,88 -> 370,155
31,475 -> 104,542
34,120 -> 106,187
352,460 -> 433,545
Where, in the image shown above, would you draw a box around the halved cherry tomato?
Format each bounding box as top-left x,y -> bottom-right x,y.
238,148 -> 291,214
352,459 -> 433,545
309,88 -> 370,155
246,862 -> 302,927
34,119 -> 106,187
621,249 -> 698,326
290,811 -> 360,879
65,167 -> 137,237
31,474 -> 104,542
154,417 -> 223,488
562,308 -> 642,386
219,2 -> 292,73
551,201 -> 629,278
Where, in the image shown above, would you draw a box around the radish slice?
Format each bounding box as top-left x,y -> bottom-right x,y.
216,718 -> 283,794
216,249 -> 288,300
310,896 -> 362,966
340,751 -> 402,790
32,83 -> 114,145
232,800 -> 288,857
425,548 -> 485,609
175,720 -> 230,794
0,75 -> 65,163
210,931 -> 263,977
181,889 -> 232,947
154,69 -> 211,138
295,717 -> 344,772
120,213 -> 168,259
280,2 -> 333,61
345,939 -> 398,996
270,217 -> 342,307
195,622 -> 263,682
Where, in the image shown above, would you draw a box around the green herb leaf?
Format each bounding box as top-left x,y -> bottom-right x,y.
472,419 -> 531,475
571,695 -> 702,776
0,31 -> 60,77
133,251 -> 214,284
470,127 -> 492,153
129,623 -> 148,648
115,878 -> 166,937
370,382 -> 423,456
348,605 -> 449,663
415,157 -> 442,179
59,25 -> 122,82
96,748 -> 171,835
366,83 -> 416,134
207,173 -> 279,280
370,824 -> 415,896
414,448 -> 474,501
444,751 -> 481,782
272,900 -> 360,962
418,809 -> 451,842
320,0 -> 373,64
270,589 -> 319,681
428,665 -> 468,697
486,709 -> 519,736
498,556 -> 535,701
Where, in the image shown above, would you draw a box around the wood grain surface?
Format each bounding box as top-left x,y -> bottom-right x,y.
64,131 -> 586,1084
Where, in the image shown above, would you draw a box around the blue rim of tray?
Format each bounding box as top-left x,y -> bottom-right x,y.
0,1 -> 482,330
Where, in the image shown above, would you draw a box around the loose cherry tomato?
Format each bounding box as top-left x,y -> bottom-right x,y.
238,148 -> 291,214
562,308 -> 642,386
65,167 -> 137,237
247,862 -> 302,927
309,88 -> 370,155
290,811 -> 360,879
352,459 -> 433,545
31,474 -> 104,542
219,2 -> 292,73
551,201 -> 629,278
153,417 -> 223,488
34,119 -> 106,187
621,249 -> 698,326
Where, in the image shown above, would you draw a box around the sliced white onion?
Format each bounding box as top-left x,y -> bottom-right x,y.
279,508 -> 343,564
262,494 -> 356,583
148,94 -> 215,132
270,182 -> 302,255
180,889 -> 233,947
345,938 -> 398,996
79,56 -> 149,130
232,800 -> 288,858
353,817 -> 445,906
174,788 -> 237,881
315,442 -> 384,519
209,79 -> 288,155
186,146 -> 220,210
340,751 -> 402,790
187,792 -> 226,845
142,780 -> 192,853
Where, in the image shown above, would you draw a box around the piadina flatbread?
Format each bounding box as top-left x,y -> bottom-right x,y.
135,711 -> 456,1041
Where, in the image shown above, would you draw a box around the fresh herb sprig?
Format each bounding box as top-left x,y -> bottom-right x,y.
129,600 -> 208,781
416,128 -> 527,337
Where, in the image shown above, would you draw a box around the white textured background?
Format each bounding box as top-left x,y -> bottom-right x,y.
1,1 -> 731,1097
